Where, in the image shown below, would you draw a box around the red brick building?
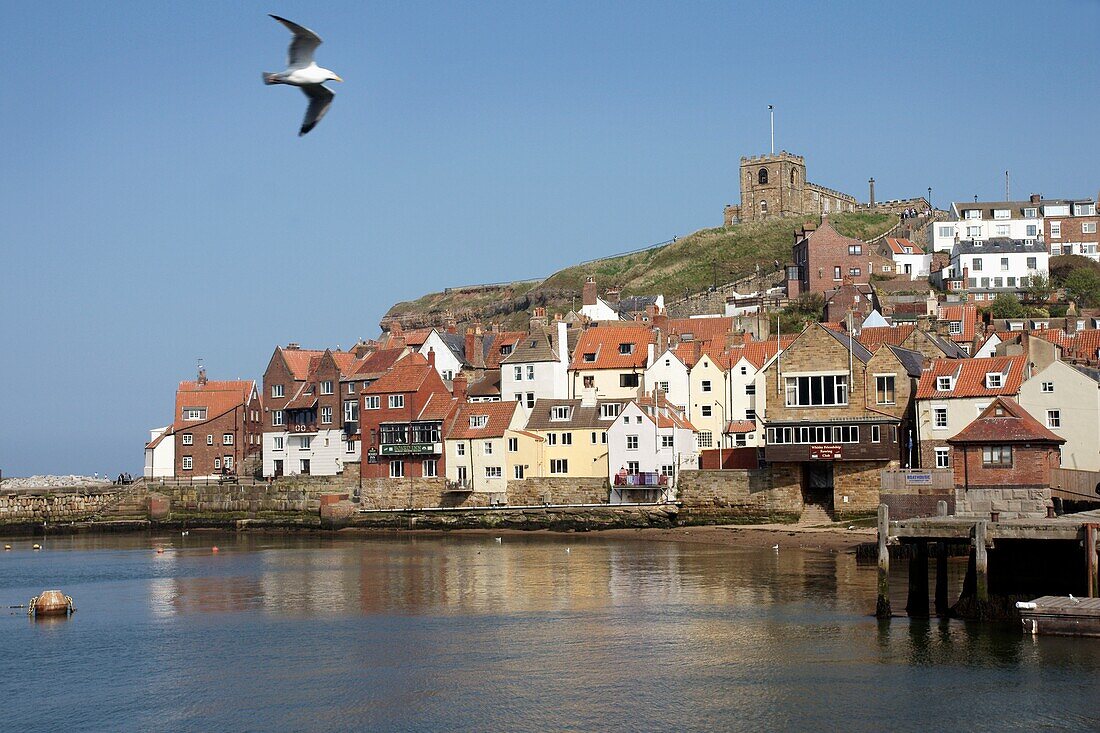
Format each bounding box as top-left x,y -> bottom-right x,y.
172,370 -> 262,477
788,218 -> 894,298
947,397 -> 1064,492
360,352 -> 460,480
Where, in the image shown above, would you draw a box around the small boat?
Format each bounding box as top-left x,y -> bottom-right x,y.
28,590 -> 75,618
1018,596 -> 1100,637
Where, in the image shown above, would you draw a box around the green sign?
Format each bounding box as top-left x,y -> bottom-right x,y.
379,443 -> 437,456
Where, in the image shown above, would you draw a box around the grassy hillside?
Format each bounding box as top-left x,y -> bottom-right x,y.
384,211 -> 894,327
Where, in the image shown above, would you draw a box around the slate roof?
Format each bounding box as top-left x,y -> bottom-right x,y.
823,327 -> 875,364
953,238 -> 1047,256
466,371 -> 501,397
446,401 -> 519,440
915,355 -> 1027,399
615,295 -> 660,317
952,201 -> 1041,219
884,345 -> 925,378
501,326 -> 560,365
947,397 -> 1064,445
524,399 -> 621,431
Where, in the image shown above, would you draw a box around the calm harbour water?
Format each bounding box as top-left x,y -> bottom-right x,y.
1,531 -> 1098,732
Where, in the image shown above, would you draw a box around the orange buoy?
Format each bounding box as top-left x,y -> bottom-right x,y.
29,590 -> 74,618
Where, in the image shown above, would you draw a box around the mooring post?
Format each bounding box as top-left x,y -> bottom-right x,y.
934,542 -> 949,616
1086,523 -> 1098,598
974,521 -> 989,605
906,540 -> 930,617
876,503 -> 891,618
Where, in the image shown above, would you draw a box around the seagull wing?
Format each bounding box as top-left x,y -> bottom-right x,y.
269,15 -> 323,69
299,85 -> 334,136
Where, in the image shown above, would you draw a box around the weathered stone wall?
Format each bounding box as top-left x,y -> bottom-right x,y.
335,504 -> 678,532
0,489 -> 119,524
833,461 -> 894,519
358,477 -> 492,510
162,483 -> 325,515
880,486 -> 955,520
955,487 -> 1052,520
506,478 -> 609,506
677,466 -> 802,524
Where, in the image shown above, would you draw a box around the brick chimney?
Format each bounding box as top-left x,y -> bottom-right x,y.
286,343 -> 300,350
197,364 -> 208,385
452,373 -> 468,402
465,326 -> 486,369
426,347 -> 436,369
582,276 -> 598,306
1030,193 -> 1042,204
605,287 -> 621,305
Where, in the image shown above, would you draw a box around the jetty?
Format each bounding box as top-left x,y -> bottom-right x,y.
875,504 -> 1100,620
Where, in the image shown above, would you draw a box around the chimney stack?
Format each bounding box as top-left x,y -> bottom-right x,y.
452,373 -> 468,402
426,347 -> 436,369
582,276 -> 598,306
604,286 -> 621,305
197,364 -> 208,385
869,177 -> 876,206
286,343 -> 300,350
1030,193 -> 1042,204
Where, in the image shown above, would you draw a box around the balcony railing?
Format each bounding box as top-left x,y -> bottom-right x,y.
445,480 -> 472,493
614,472 -> 668,487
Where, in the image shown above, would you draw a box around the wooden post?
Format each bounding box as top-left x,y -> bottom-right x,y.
906,541 -> 930,617
934,542 -> 949,617
1087,523 -> 1098,598
876,503 -> 891,618
974,521 -> 989,605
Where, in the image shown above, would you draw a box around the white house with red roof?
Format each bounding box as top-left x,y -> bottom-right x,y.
444,401 -> 528,494
915,355 -> 1029,470
568,324 -> 656,400
607,396 -> 696,503
880,238 -> 931,279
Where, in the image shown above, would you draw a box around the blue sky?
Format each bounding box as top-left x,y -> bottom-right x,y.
2,0 -> 1098,476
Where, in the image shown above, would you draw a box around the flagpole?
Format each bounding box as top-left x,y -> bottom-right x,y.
769,105 -> 774,154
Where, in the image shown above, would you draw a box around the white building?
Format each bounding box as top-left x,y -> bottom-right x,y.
1019,360 -> 1100,472
881,238 -> 932,279
931,200 -> 1043,253
606,398 -> 696,503
501,320 -> 570,409
644,345 -> 693,413
143,426 -> 175,478
419,329 -> 467,381
946,239 -> 1048,299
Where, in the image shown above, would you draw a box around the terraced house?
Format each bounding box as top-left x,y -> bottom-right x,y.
568,324 -> 656,400
759,323 -> 922,518
444,401 -> 530,496
914,355 -> 1029,471
359,352 -> 458,482
522,398 -> 621,480
152,368 -> 261,479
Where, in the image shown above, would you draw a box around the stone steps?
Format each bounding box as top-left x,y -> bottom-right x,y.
798,503 -> 834,525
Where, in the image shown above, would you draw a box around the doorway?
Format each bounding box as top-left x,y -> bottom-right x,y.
802,462 -> 834,510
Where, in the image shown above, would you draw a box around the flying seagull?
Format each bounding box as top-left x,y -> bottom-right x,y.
263,15 -> 343,136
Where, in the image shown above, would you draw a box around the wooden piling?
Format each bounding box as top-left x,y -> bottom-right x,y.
1087,523 -> 1098,598
876,504 -> 891,618
906,541 -> 930,617
974,521 -> 989,605
934,542 -> 949,617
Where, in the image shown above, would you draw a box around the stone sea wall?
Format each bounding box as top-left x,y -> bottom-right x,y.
677,467 -> 803,524
0,488 -> 120,524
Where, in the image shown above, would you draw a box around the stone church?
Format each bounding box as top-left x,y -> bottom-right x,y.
724,151 -> 858,226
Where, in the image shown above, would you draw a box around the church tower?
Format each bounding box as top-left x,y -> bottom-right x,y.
736,152 -> 807,223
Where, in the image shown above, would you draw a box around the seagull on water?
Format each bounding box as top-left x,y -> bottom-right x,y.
263,15 -> 343,136
772,544 -> 779,551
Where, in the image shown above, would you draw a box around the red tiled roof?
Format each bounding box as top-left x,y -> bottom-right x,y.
947,397 -> 1064,445
661,316 -> 735,348
569,325 -> 655,370
173,380 -> 254,430
446,401 -> 520,439
858,325 -> 916,351
938,304 -> 980,344
362,353 -> 433,395
331,351 -> 363,376
354,347 -> 406,378
417,393 -> 458,421
915,355 -> 1027,399
724,420 -> 756,434
885,238 -> 925,255
280,348 -> 325,380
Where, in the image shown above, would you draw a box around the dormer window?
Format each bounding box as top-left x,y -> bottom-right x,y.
993,209 -> 1010,220
681,333 -> 694,342
550,406 -> 571,421
985,372 -> 1003,389
618,343 -> 634,355
936,376 -> 954,392
469,415 -> 488,429
600,403 -> 621,419
903,247 -> 913,254
183,408 -> 207,421
500,344 -> 513,356
948,321 -> 962,335
583,352 -> 596,363
964,209 -> 982,220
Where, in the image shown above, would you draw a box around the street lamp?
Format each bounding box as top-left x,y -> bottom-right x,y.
927,187 -> 932,211
711,400 -> 728,470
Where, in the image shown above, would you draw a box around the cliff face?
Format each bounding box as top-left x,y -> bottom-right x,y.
382,212 -> 895,331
